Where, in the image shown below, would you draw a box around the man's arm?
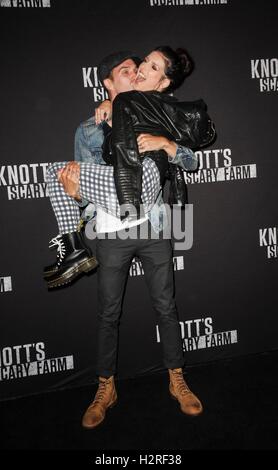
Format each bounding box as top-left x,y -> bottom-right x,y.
168,144 -> 198,171
74,120 -> 104,208
75,122 -> 95,163
73,123 -> 91,207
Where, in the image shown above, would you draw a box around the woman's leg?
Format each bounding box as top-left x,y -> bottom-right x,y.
47,162 -> 80,234
47,158 -> 160,234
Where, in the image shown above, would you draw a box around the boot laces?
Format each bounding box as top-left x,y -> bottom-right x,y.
173,371 -> 190,396
91,379 -> 111,408
49,235 -> 66,266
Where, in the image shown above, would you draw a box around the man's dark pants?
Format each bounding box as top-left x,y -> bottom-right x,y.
95,221 -> 184,378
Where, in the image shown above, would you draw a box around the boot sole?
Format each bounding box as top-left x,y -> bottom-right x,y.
47,257 -> 98,289
82,398 -> 117,430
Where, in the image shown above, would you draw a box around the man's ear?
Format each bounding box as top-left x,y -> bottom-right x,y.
159,77 -> 171,92
103,77 -> 113,92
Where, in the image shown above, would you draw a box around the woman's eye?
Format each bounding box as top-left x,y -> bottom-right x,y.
152,65 -> 158,71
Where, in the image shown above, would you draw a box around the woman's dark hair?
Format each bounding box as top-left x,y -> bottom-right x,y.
154,46 -> 194,93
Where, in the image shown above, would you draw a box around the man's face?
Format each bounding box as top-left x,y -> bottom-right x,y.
106,59 -> 138,95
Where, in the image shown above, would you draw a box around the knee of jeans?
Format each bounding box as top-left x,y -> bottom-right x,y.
97,311 -> 121,324
154,302 -> 177,319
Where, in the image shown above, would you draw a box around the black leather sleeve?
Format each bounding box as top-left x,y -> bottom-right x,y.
113,91 -> 216,150
173,99 -> 216,149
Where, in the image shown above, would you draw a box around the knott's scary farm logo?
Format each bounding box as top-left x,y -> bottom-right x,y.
157,316 -> 238,352
0,276 -> 12,293
259,226 -> 278,259
184,148 -> 257,184
251,58 -> 278,92
0,342 -> 74,381
82,67 -> 109,103
0,0 -> 50,6
149,0 -> 228,6
129,255 -> 185,277
0,162 -> 49,200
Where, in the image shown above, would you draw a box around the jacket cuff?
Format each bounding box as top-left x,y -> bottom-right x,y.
168,144 -> 185,164
76,198 -> 89,208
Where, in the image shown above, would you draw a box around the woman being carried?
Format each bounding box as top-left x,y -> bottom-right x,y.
45,46 -> 215,288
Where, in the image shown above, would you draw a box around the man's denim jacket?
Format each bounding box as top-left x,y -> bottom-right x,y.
74,117 -> 198,233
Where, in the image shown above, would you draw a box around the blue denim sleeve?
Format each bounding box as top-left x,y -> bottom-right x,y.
74,123 -> 95,208
74,124 -> 94,163
169,145 -> 198,171
74,119 -> 106,209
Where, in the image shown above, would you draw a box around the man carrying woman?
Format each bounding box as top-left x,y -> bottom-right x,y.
45,47 -> 215,428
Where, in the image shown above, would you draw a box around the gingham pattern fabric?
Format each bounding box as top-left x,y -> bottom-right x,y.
47,159 -> 161,234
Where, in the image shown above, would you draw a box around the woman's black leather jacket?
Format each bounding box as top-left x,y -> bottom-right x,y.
103,90 -> 216,220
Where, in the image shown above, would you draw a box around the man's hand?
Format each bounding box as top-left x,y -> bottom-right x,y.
137,134 -> 177,158
57,162 -> 81,201
95,100 -> 112,125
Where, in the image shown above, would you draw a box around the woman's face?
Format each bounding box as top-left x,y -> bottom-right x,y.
133,50 -> 170,92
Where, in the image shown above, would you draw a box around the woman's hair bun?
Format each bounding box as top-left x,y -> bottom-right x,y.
154,45 -> 194,93
175,48 -> 194,76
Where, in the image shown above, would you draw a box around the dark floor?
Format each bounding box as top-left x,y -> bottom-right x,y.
2,350 -> 278,452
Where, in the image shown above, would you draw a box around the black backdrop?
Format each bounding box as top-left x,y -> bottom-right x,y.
1,0 -> 277,401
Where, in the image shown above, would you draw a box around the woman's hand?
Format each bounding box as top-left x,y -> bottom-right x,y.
137,134 -> 177,158
57,162 -> 81,201
95,100 -> 112,125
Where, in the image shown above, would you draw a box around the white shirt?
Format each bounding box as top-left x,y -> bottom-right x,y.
96,207 -> 147,234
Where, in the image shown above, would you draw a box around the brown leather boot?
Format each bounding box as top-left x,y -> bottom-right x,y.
81,376 -> 117,429
169,368 -> 203,416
